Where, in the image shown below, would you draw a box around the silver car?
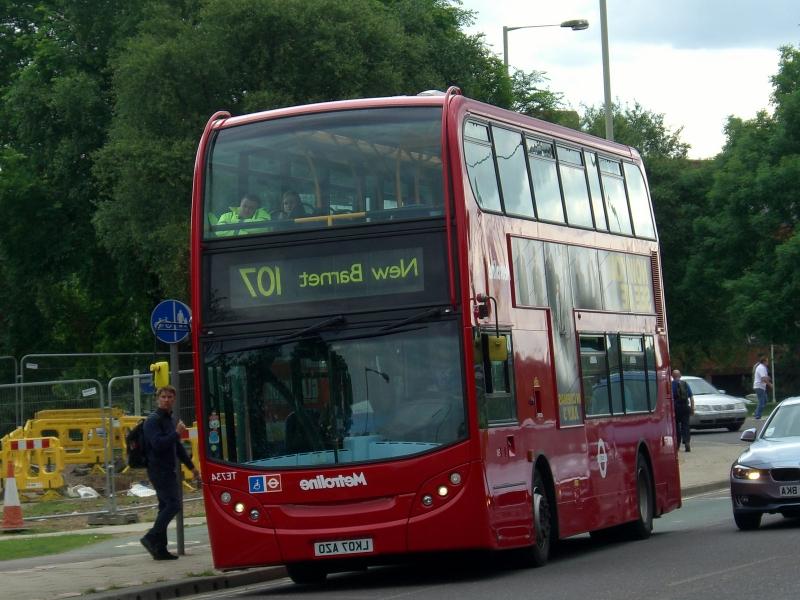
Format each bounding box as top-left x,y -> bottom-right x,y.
730,396 -> 800,530
683,376 -> 748,432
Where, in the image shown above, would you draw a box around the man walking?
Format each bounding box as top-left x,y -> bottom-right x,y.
672,369 -> 694,452
140,385 -> 199,560
753,355 -> 773,420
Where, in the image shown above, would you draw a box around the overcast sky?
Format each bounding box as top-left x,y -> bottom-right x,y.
461,0 -> 800,158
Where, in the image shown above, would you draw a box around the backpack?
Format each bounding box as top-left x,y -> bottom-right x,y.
126,419 -> 148,468
674,380 -> 690,409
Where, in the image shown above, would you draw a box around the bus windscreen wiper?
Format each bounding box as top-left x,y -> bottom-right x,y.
277,314 -> 346,342
380,307 -> 442,333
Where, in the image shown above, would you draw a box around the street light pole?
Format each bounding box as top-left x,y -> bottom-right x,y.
600,0 -> 614,141
503,19 -> 589,73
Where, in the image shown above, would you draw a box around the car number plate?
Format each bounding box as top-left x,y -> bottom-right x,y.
779,485 -> 800,497
314,538 -> 373,557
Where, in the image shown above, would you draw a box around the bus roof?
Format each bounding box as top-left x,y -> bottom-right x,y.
209,90 -> 639,161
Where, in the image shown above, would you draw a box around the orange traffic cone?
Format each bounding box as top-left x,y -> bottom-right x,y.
2,461 -> 25,532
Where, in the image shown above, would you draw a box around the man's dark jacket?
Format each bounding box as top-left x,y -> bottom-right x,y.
143,407 -> 195,478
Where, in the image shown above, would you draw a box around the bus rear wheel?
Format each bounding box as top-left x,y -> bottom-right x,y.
627,456 -> 654,540
525,469 -> 553,567
286,562 -> 327,584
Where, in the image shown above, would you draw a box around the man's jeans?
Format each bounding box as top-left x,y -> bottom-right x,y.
755,388 -> 768,419
675,411 -> 691,449
145,471 -> 180,551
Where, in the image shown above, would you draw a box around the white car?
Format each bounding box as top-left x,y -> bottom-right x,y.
683,376 -> 748,432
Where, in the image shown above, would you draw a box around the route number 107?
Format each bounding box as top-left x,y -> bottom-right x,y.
238,266 -> 282,298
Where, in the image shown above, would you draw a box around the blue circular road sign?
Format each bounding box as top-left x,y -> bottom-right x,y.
150,299 -> 192,344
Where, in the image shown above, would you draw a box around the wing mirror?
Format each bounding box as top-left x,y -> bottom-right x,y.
740,428 -> 757,442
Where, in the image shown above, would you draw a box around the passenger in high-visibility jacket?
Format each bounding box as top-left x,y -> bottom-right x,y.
215,193 -> 270,236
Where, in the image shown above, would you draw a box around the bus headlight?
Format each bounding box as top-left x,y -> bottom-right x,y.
220,491 -> 232,504
234,502 -> 246,514
437,485 -> 449,497
421,494 -> 433,506
449,472 -> 462,485
249,508 -> 260,521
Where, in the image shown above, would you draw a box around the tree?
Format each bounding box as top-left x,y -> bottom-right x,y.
1,0 -> 512,356
92,0 -> 511,304
581,101 -> 689,162
0,0 -> 153,355
673,45 -> 800,392
509,69 -> 578,128
697,46 -> 800,348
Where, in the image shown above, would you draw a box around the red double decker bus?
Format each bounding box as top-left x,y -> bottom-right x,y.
190,87 -> 681,583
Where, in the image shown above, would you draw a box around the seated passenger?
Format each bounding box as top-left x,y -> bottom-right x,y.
275,190 -> 313,220
215,193 -> 270,236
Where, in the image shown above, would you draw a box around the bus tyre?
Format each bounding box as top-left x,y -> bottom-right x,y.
734,511 -> 762,531
286,562 -> 327,584
628,456 -> 654,540
527,470 -> 553,567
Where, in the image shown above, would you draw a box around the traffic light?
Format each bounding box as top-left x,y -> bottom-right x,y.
150,361 -> 170,388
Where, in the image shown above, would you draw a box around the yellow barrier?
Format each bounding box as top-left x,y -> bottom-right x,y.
23,413 -> 126,467
34,408 -> 124,420
6,412 -> 201,495
0,437 -> 65,495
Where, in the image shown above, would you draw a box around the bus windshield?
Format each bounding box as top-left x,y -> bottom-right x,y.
204,106 -> 443,238
203,319 -> 465,468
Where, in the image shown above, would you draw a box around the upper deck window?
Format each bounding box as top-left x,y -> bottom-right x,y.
493,126 -> 534,218
204,107 -> 443,239
585,152 -> 609,231
557,145 -> 593,228
599,158 -> 633,235
526,137 -> 564,223
464,122 -> 502,212
623,163 -> 656,239
464,121 -> 490,142
460,117 -> 657,242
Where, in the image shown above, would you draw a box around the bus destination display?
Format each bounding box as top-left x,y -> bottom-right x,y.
228,247 -> 424,309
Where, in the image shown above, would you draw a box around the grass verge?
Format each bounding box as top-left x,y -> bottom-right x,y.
0,533 -> 114,561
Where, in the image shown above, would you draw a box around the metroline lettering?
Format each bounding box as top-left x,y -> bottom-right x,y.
299,472 -> 367,491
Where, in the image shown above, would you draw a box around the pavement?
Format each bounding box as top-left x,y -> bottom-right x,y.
1,419 -> 756,600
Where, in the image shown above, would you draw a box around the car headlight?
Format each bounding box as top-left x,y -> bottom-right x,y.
695,405 -> 711,414
731,464 -> 767,480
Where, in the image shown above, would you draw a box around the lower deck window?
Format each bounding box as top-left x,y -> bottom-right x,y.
581,333 -> 657,417
474,331 -> 516,426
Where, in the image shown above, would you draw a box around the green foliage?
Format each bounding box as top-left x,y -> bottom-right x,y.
509,69 -> 577,127
670,46 -> 800,390
0,0 -> 152,354
1,0 -> 509,356
581,101 -> 689,162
